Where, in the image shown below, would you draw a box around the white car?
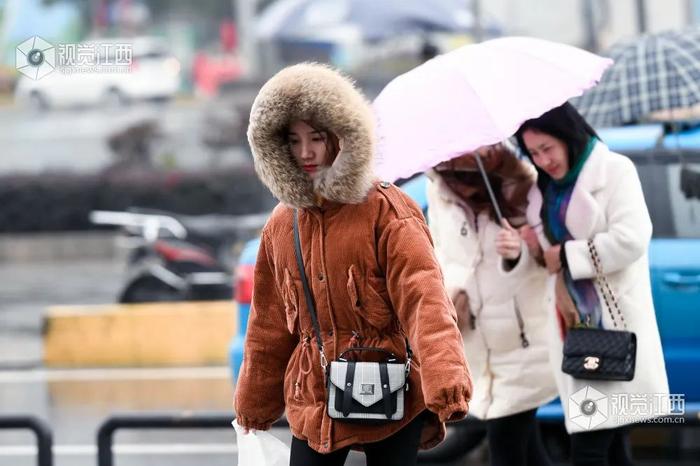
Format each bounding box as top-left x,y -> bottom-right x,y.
15,36 -> 181,110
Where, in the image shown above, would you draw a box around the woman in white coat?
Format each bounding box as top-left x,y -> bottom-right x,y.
427,143 -> 558,466
514,102 -> 669,466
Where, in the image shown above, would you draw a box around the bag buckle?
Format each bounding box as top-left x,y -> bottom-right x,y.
583,356 -> 600,371
359,383 -> 375,395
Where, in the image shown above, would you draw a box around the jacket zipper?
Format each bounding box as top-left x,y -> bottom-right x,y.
513,301 -> 530,348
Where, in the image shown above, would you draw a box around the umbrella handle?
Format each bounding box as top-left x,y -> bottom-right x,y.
474,154 -> 504,224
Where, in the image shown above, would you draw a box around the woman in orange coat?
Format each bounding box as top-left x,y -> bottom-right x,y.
234,63 -> 472,466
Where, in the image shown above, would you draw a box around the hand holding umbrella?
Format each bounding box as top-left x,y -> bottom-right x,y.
519,224 -> 543,263
495,219 -> 521,260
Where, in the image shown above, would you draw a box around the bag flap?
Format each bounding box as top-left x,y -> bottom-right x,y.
563,328 -> 636,359
329,361 -> 405,408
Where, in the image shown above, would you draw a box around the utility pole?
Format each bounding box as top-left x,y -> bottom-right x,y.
636,0 -> 647,34
471,0 -> 484,42
582,0 -> 599,52
233,0 -> 259,78
685,0 -> 695,26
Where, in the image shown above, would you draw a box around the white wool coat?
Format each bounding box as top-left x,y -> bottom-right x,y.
526,140 -> 669,433
427,171 -> 557,420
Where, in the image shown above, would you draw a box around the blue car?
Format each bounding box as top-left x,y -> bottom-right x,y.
229,124 -> 700,459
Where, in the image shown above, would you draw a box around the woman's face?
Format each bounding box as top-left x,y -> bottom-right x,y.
288,120 -> 332,178
522,129 -> 569,180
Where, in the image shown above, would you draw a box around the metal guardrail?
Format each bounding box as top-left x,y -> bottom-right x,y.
94,408 -> 700,466
96,412 -> 288,466
0,415 -> 53,466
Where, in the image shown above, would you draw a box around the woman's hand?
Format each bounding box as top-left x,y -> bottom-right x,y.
544,245 -> 562,273
519,225 -> 543,263
555,271 -> 580,328
450,289 -> 471,332
234,419 -> 258,435
495,219 -> 522,260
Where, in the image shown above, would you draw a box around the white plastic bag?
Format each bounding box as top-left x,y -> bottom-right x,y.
232,419 -> 290,466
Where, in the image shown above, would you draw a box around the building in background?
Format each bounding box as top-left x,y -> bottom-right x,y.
481,0 -> 696,52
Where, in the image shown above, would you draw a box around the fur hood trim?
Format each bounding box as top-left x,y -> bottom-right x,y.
247,63 -> 376,208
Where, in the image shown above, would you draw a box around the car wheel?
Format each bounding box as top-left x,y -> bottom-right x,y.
119,275 -> 185,303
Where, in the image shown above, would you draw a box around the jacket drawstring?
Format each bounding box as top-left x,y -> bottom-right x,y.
295,335 -> 313,399
349,330 -> 361,348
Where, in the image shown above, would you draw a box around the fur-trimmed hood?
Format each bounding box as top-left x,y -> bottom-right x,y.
247,63 -> 376,208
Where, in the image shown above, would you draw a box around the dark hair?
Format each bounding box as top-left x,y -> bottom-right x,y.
437,144 -> 534,224
514,102 -> 598,192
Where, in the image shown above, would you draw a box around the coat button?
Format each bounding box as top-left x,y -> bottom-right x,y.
379,181 -> 390,188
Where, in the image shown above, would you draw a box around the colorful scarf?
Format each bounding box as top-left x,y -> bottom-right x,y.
543,137 -> 603,328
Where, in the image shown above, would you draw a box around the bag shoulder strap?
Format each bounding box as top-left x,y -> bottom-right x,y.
587,239 -> 627,329
293,210 -> 327,370
294,209 -> 412,372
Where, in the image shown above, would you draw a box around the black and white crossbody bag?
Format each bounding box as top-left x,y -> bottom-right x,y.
293,210 -> 411,424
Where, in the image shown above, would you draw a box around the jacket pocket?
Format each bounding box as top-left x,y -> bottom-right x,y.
478,300 -> 523,353
346,265 -> 393,330
283,268 -> 299,334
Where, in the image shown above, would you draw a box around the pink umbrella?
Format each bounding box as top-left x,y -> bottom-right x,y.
373,36 -> 613,181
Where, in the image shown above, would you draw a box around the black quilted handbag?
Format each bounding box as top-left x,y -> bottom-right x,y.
561,240 -> 637,381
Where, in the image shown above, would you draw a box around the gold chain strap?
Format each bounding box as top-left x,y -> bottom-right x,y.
587,239 -> 627,329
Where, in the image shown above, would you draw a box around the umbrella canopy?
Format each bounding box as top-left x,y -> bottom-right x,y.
575,27 -> 700,128
373,36 -> 612,181
256,0 -> 490,42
